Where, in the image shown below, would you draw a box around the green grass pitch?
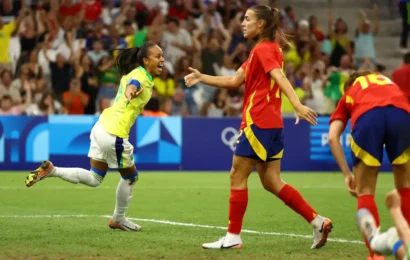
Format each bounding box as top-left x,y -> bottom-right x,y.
0,172 -> 397,259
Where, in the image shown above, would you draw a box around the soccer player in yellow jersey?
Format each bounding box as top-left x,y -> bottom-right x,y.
25,42 -> 165,231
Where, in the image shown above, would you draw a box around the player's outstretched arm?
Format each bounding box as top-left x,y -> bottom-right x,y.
269,68 -> 317,125
386,190 -> 410,246
184,67 -> 244,89
329,120 -> 357,197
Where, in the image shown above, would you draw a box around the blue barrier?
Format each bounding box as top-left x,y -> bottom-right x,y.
0,116 -> 392,172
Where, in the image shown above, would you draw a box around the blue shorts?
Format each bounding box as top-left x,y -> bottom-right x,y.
351,106 -> 410,166
234,124 -> 284,162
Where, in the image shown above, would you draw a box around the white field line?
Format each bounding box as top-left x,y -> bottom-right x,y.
0,214 -> 364,245
0,185 -> 395,190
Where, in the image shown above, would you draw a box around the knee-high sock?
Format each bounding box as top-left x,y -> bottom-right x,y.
51,167 -> 103,187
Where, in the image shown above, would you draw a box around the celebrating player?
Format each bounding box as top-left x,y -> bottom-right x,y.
25,42 -> 165,231
357,190 -> 410,260
328,70 -> 410,259
184,5 -> 332,250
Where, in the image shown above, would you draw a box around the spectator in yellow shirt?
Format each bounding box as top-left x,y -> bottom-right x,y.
0,10 -> 24,72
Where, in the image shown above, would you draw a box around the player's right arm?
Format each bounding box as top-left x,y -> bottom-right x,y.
328,98 -> 357,197
184,67 -> 245,89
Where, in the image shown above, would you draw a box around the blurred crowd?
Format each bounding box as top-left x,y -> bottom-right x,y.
0,0 -> 408,117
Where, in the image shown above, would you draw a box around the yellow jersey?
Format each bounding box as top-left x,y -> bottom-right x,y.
0,21 -> 16,63
99,66 -> 154,138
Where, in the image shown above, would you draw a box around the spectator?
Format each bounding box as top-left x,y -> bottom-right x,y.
399,0 -> 410,53
63,78 -> 89,115
0,70 -> 21,104
202,88 -> 229,117
96,54 -> 118,102
142,97 -> 168,117
38,35 -> 57,83
50,53 -> 72,99
95,97 -> 112,115
309,15 -> 325,42
153,62 -> 176,98
328,7 -> 351,67
26,90 -> 63,115
0,9 -> 23,72
0,0 -> 20,24
75,53 -> 98,114
196,1 -> 224,31
170,87 -> 189,116
392,52 -> 410,100
355,5 -> 379,69
87,39 -> 108,64
0,80 -> 31,115
282,6 -> 296,33
161,16 -> 193,66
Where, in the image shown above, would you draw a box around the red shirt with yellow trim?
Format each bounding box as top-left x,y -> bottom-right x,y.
330,73 -> 410,129
240,41 -> 284,130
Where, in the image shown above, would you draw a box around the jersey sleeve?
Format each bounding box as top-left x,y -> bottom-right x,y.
240,58 -> 248,70
255,44 -> 282,74
329,96 -> 349,126
126,70 -> 143,90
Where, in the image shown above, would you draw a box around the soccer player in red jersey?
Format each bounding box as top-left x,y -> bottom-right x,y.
184,5 -> 333,250
329,70 -> 410,260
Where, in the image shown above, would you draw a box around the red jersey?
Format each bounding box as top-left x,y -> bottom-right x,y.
330,73 -> 410,129
240,41 -> 283,130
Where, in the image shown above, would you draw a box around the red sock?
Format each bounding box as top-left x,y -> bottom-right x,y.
227,189 -> 248,234
358,194 -> 380,257
398,188 -> 410,224
278,184 -> 318,223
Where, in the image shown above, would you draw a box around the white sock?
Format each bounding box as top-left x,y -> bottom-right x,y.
51,167 -> 102,187
113,178 -> 136,222
310,215 -> 322,228
225,232 -> 241,241
370,227 -> 398,255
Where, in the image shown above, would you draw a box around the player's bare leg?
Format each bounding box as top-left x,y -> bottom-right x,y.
358,190 -> 410,260
393,160 -> 410,225
108,165 -> 141,232
354,162 -> 384,260
256,160 -> 333,249
202,155 -> 257,249
25,159 -> 107,188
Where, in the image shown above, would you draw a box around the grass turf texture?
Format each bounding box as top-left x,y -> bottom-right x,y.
0,172 -> 396,260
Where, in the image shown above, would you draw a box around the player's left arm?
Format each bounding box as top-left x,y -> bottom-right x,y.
270,69 -> 317,125
125,78 -> 144,102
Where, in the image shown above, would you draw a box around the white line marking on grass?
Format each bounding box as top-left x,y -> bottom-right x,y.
0,214 -> 364,245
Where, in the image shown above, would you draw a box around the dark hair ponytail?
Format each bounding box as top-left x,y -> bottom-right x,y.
249,5 -> 290,46
115,42 -> 157,76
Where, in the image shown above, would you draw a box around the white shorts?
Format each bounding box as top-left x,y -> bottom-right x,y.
88,121 -> 135,169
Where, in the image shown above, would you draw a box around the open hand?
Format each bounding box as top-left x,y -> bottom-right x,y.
125,85 -> 144,102
295,105 -> 318,125
184,67 -> 202,87
344,174 -> 357,198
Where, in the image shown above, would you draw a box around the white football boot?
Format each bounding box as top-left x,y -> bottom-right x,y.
109,218 -> 141,231
202,234 -> 243,249
311,216 -> 333,249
